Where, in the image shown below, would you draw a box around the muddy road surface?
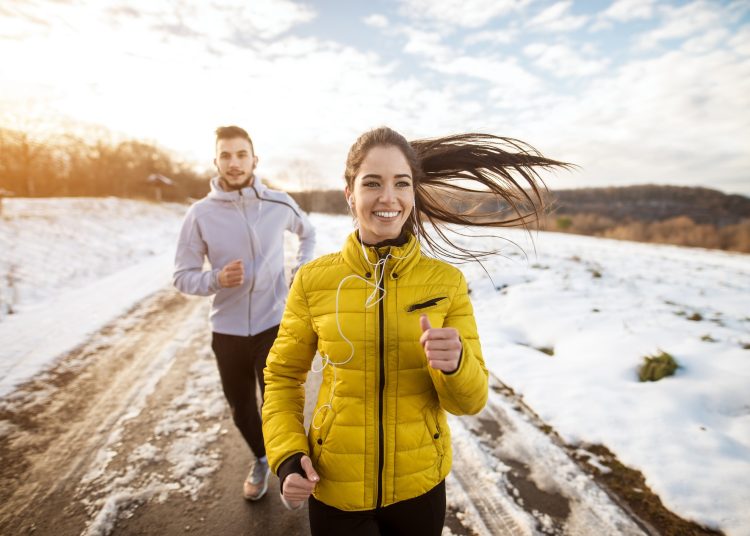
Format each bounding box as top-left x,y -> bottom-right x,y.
0,288 -> 651,535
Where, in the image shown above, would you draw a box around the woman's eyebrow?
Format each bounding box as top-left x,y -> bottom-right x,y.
360,173 -> 412,180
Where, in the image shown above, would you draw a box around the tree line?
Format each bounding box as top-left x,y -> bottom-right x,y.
2,126 -> 747,253
288,186 -> 750,254
0,127 -> 208,201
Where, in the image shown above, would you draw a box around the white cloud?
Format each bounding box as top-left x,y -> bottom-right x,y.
464,28 -> 519,46
435,55 -> 543,106
2,0 -> 749,195
102,0 -> 316,42
398,0 -> 530,29
0,0 -> 475,186
363,14 -> 388,29
400,27 -> 452,58
600,0 -> 655,23
636,1 -> 733,51
590,0 -> 655,31
682,27 -> 730,54
527,1 -> 588,33
729,24 -> 750,57
524,42 -> 609,78
397,24 -> 541,104
526,46 -> 750,192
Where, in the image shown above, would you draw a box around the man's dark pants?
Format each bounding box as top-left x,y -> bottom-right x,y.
210,325 -> 279,458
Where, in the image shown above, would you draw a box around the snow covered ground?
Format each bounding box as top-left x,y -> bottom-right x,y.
454,228 -> 750,536
1,199 -> 749,535
0,197 -> 187,396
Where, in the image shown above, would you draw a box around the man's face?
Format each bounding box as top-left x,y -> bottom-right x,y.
214,137 -> 258,189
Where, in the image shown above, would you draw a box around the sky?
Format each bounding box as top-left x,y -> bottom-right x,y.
1,0 -> 749,194
2,199 -> 748,533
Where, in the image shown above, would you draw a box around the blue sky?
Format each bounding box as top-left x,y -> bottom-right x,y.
1,0 -> 749,194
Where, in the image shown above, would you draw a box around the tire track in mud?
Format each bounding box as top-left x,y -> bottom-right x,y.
446,377 -> 651,536
0,290 -> 213,535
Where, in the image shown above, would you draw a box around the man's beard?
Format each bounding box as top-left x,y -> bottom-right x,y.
219,173 -> 252,191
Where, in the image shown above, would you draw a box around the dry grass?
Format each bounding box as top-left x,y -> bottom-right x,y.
544,213 -> 750,253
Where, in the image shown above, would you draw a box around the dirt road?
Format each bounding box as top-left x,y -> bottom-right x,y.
0,287 -> 652,535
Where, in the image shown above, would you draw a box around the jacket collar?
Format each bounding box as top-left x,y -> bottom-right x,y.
341,230 -> 422,280
207,175 -> 266,202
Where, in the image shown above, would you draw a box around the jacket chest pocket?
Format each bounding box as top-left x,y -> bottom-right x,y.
405,295 -> 450,334
406,295 -> 448,314
402,295 -> 451,360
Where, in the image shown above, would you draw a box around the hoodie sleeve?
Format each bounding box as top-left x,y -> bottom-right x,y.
285,195 -> 316,275
173,206 -> 222,296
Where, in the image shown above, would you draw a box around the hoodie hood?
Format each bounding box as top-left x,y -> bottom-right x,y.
207,175 -> 268,201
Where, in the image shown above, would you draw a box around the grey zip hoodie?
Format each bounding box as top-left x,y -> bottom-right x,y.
173,176 -> 316,336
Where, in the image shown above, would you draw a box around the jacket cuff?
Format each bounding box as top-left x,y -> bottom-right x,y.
210,269 -> 222,292
277,452 -> 305,494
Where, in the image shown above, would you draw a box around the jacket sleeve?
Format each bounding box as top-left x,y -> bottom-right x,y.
285,196 -> 316,275
427,271 -> 488,416
262,267 -> 318,474
172,207 -> 222,296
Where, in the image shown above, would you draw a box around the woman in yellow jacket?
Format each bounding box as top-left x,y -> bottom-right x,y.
262,127 -> 569,535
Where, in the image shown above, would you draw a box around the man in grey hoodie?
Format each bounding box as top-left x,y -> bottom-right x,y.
173,125 -> 315,501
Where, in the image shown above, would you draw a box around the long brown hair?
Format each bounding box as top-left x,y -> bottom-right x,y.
344,127 -> 572,262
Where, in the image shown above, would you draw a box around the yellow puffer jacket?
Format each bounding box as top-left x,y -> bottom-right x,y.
262,231 -> 488,511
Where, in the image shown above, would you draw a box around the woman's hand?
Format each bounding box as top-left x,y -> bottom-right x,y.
281,455 -> 319,509
419,314 -> 462,373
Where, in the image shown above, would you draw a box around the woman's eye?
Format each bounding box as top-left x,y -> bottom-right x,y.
364,182 -> 379,188
396,181 -> 412,188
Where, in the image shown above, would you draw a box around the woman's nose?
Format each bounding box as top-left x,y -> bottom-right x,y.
378,186 -> 395,203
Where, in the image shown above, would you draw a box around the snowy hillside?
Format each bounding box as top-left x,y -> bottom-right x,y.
0,197 -> 187,395
1,198 -> 749,535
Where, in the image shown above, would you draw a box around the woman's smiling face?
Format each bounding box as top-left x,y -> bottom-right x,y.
346,145 -> 414,244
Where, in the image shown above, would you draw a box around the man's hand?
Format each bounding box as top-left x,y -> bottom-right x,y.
419,314 -> 461,373
218,259 -> 244,288
282,455 -> 319,508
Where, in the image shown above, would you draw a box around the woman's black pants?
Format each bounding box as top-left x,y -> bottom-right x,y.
308,480 -> 446,536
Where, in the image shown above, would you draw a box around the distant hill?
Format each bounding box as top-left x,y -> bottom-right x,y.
289,184 -> 750,226
549,185 -> 750,227
286,183 -> 750,253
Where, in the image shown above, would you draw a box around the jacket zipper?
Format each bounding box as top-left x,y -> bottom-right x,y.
376,257 -> 386,508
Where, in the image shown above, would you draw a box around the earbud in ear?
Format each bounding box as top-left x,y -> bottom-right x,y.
347,196 -> 354,208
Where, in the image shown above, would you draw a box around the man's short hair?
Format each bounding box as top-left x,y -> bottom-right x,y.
215,126 -> 254,153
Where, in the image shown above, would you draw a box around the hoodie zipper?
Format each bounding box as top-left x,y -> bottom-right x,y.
237,189 -> 254,328
375,255 -> 386,508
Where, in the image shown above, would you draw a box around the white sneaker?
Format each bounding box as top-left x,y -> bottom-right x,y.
243,458 -> 270,501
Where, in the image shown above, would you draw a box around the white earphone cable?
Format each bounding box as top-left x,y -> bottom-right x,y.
310,236 -> 416,431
